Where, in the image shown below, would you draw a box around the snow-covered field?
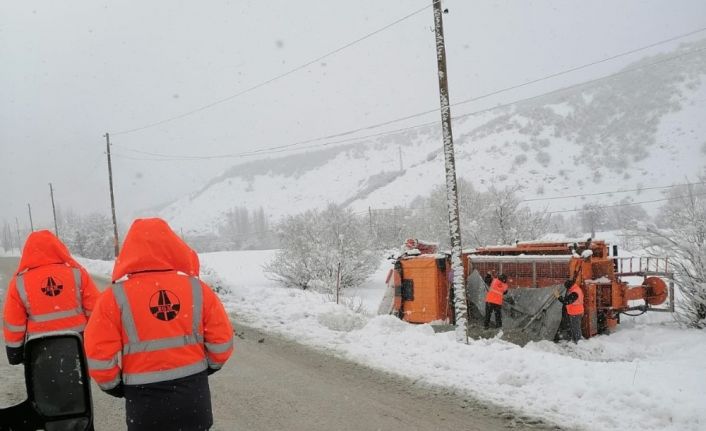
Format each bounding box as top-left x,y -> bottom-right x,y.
78,249 -> 705,431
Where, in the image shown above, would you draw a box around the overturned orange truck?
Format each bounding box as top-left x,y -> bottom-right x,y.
381,239 -> 674,340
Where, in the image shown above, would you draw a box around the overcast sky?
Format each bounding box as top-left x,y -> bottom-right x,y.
2,0 -> 705,230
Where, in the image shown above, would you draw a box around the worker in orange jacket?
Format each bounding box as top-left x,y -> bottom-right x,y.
3,230 -> 99,365
558,279 -> 584,343
84,218 -> 234,431
484,273 -> 509,329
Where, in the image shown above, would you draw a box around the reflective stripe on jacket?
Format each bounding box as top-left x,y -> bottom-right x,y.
566,284 -> 585,316
485,279 -> 508,305
3,264 -> 96,348
85,272 -> 234,390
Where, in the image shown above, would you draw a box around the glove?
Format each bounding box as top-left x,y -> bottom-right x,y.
104,383 -> 125,398
557,296 -> 564,303
6,346 -> 24,365
505,297 -> 516,305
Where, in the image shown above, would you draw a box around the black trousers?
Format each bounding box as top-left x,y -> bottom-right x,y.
484,302 -> 502,328
123,370 -> 213,431
568,314 -> 583,343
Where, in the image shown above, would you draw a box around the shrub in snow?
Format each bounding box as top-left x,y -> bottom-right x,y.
638,182 -> 706,328
200,265 -> 232,295
264,204 -> 379,293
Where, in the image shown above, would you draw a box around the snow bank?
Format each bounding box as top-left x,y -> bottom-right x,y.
70,249 -> 705,430
75,257 -> 113,280
203,249 -> 706,431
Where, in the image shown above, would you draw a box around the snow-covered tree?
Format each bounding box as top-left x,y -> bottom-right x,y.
61,211 -> 115,260
368,206 -> 414,250
608,198 -> 649,230
580,203 -> 608,237
265,204 -> 379,293
2,221 -> 15,252
410,180 -> 550,247
217,206 -> 277,250
641,183 -> 706,328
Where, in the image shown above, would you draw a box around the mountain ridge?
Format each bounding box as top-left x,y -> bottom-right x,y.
159,39 -> 706,233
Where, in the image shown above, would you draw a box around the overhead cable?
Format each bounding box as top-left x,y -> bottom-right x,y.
110,1 -> 437,136
545,191 -> 706,215
114,43 -> 706,161
521,181 -> 706,202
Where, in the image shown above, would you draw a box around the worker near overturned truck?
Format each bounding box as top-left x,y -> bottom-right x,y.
556,279 -> 585,343
484,273 -> 509,329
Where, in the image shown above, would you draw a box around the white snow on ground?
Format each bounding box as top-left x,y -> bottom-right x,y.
75,257 -> 114,281
78,248 -> 705,431
199,249 -> 706,431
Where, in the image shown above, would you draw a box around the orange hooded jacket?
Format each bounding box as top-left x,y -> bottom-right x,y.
3,230 -> 99,352
84,218 -> 234,391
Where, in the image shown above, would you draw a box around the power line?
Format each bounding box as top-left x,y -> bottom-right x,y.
449,26 -> 706,110
113,41 -> 706,162
110,1 -> 437,136
253,25 -> 706,150
360,189 -> 706,218
546,192 -> 706,215
521,181 -> 706,202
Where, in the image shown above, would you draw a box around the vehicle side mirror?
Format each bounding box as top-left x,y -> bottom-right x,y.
0,332 -> 93,431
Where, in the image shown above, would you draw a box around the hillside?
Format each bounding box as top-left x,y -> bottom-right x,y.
159,39 -> 706,233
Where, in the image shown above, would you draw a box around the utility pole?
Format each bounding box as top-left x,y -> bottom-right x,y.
398,145 -> 403,172
368,207 -> 373,235
49,183 -> 59,238
27,203 -> 34,232
3,221 -> 10,253
15,217 -> 21,250
432,0 -> 467,342
105,132 -> 120,258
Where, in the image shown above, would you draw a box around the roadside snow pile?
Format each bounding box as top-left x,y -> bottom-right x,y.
202,249 -> 706,431
75,257 -> 113,280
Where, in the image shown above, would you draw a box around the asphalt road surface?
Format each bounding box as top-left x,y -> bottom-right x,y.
0,257 -> 562,430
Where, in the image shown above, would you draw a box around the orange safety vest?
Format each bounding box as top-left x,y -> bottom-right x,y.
3,231 -> 98,349
566,284 -> 585,316
84,218 -> 234,391
485,279 -> 508,305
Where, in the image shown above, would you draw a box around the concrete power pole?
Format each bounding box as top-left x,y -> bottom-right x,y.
27,203 -> 34,232
432,0 -> 467,342
49,183 -> 59,238
105,132 -> 121,258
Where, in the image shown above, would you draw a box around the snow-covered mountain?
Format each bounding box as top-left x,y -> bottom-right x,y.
160,39 -> 706,233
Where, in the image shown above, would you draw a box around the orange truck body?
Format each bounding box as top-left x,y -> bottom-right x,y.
466,240 -> 672,338
389,254 -> 454,324
388,239 -> 673,339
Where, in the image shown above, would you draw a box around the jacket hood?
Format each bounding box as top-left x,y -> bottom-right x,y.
112,218 -> 199,282
17,230 -> 80,274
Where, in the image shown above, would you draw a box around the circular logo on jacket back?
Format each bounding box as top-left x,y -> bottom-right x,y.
149,290 -> 181,321
41,276 -> 63,296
